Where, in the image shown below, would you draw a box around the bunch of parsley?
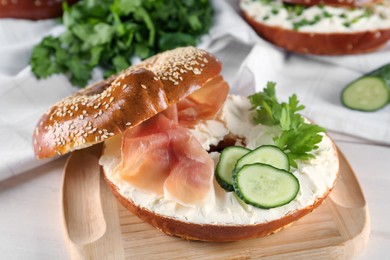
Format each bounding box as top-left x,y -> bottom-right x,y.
249,82 -> 326,168
30,0 -> 213,87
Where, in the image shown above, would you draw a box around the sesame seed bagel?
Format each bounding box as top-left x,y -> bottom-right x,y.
33,47 -> 222,159
99,95 -> 340,242
240,0 -> 390,55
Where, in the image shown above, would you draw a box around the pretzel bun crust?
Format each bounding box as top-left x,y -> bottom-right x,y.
0,0 -> 78,20
33,47 -> 222,159
241,0 -> 390,55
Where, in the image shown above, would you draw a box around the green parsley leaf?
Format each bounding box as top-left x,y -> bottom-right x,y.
30,0 -> 213,87
249,82 -> 326,168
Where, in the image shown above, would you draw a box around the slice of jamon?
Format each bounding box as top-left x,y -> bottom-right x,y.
177,75 -> 229,127
117,113 -> 214,206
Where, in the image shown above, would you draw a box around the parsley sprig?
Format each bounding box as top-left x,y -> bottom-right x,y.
30,0 -> 213,87
249,82 -> 326,168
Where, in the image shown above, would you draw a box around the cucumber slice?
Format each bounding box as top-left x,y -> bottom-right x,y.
233,163 -> 299,209
235,145 -> 289,172
341,77 -> 389,111
216,146 -> 250,191
341,63 -> 390,112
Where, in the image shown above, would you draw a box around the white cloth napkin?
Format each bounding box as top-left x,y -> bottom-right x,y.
231,45 -> 390,144
0,0 -> 389,181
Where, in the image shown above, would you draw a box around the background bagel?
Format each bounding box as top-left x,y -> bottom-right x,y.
243,12 -> 390,54
240,0 -> 390,55
33,47 -> 223,159
0,0 -> 78,20
281,0 -> 383,7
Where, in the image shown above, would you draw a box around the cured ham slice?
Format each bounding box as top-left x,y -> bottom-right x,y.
177,75 -> 229,126
117,113 -> 214,206
111,76 -> 228,206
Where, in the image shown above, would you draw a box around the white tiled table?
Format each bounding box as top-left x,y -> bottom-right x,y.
0,131 -> 389,259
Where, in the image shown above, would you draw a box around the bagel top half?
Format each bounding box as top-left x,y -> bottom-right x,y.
33,47 -> 222,159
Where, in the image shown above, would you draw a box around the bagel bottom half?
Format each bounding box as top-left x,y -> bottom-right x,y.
100,95 -> 339,242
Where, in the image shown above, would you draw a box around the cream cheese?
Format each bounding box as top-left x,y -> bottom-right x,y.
240,0 -> 390,33
99,95 -> 339,225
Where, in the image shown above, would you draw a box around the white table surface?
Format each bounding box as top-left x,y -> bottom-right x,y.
0,131 -> 389,259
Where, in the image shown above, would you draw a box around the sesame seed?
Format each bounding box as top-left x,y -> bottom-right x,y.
126,122 -> 132,126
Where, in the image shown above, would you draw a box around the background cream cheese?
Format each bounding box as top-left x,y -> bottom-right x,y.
99,95 -> 339,225
240,0 -> 390,33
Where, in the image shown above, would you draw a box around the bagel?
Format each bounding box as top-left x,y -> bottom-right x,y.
33,47 -> 339,242
33,46 -> 223,159
0,0 -> 78,20
281,0 -> 383,7
240,0 -> 390,55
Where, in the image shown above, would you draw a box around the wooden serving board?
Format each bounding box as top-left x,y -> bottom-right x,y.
61,146 -> 370,259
